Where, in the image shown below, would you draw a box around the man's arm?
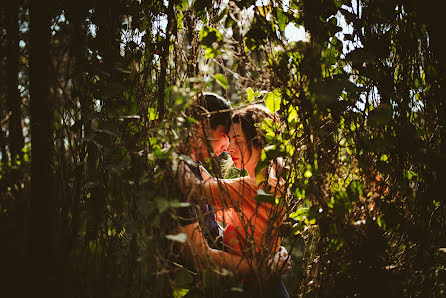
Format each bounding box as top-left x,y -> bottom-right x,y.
178,222 -> 290,277
179,222 -> 254,276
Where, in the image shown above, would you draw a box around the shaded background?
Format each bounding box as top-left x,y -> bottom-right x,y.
1,0 -> 445,297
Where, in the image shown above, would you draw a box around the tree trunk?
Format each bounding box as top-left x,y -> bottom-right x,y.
0,4 -> 9,166
6,0 -> 24,164
157,0 -> 176,120
29,0 -> 54,295
65,0 -> 88,260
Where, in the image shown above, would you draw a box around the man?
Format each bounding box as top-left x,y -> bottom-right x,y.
177,92 -> 230,253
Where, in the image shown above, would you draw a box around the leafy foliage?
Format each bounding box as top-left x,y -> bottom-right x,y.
1,0 -> 446,297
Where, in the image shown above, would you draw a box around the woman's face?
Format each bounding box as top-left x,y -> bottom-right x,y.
227,123 -> 253,169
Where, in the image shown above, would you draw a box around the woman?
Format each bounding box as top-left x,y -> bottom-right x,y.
179,104 -> 290,297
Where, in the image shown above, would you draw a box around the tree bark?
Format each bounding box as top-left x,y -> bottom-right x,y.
65,0 -> 88,259
0,3 -> 10,166
6,0 -> 24,164
157,0 -> 176,120
29,0 -> 54,295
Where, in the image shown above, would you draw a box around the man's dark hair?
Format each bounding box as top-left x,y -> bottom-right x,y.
192,92 -> 232,130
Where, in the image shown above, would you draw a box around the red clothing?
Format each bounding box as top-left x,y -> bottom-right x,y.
208,176 -> 285,257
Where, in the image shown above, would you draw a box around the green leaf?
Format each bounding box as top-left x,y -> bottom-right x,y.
180,0 -> 188,11
261,149 -> 267,161
377,215 -> 387,229
289,207 -> 309,221
173,289 -> 190,298
225,15 -> 234,28
169,201 -> 191,208
330,237 -> 344,251
347,180 -> 364,199
199,27 -> 222,45
153,146 -> 169,159
247,87 -> 255,102
276,8 -> 288,31
148,107 -> 158,121
244,18 -> 269,51
255,172 -> 265,185
287,106 -> 298,124
166,233 -> 188,243
290,0 -> 300,9
156,197 -> 169,213
334,0 -> 342,8
214,73 -> 228,89
255,189 -> 276,204
174,267 -> 194,289
331,190 -> 352,216
255,159 -> 269,176
304,170 -> 312,178
199,26 -> 223,58
265,89 -> 281,113
292,221 -> 306,235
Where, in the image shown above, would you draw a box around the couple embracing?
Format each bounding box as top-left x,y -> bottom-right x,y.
173,92 -> 290,297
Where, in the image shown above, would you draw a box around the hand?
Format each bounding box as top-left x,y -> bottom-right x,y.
267,246 -> 291,275
199,164 -> 214,181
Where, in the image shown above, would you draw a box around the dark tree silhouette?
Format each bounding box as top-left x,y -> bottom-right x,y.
5,0 -> 24,166
29,0 -> 54,295
0,1 -> 446,297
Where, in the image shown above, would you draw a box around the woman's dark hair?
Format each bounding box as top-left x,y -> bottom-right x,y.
231,104 -> 279,154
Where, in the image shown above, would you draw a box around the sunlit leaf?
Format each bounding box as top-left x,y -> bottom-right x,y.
265,89 -> 281,113
180,0 -> 188,11
247,87 -> 255,102
257,4 -> 272,17
276,8 -> 288,31
214,73 -> 228,89
292,221 -> 306,235
304,170 -> 312,178
173,289 -> 190,298
255,189 -> 276,204
148,107 -> 158,121
166,233 -> 188,243
199,26 -> 222,58
255,172 -> 265,185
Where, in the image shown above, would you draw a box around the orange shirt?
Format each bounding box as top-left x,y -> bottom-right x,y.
207,177 -> 285,257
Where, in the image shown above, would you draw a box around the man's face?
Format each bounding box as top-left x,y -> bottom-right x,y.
191,123 -> 229,161
207,124 -> 229,157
